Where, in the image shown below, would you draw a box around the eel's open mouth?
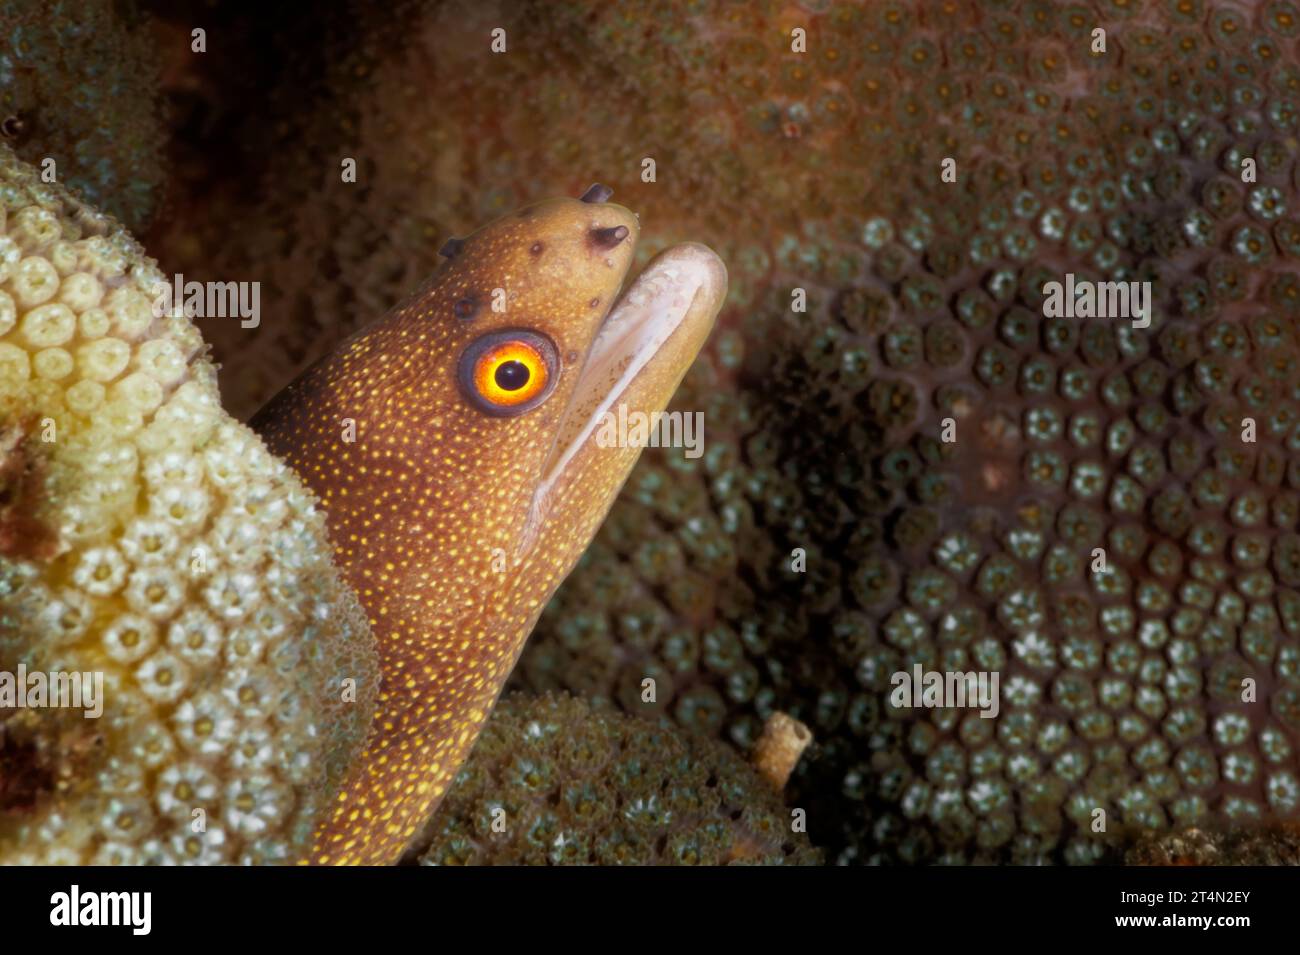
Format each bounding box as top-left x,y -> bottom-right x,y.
528,241 -> 727,537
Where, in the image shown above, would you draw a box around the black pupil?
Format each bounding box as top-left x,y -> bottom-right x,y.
494,360 -> 530,391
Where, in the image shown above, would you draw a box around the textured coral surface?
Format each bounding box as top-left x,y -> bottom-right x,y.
1127,821 -> 1300,864
1,0 -> 167,232
0,146 -> 377,864
516,0 -> 1300,865
410,693 -> 819,865
142,0 -> 1300,864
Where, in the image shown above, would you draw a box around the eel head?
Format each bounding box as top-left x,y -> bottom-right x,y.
253,187 -> 727,863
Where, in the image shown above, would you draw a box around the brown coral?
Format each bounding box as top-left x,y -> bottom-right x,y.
2,0 -> 167,232
409,693 -> 819,866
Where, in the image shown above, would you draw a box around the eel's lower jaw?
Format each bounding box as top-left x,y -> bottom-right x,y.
521,242 -> 728,548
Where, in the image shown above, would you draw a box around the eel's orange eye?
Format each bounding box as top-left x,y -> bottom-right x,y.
458,329 -> 559,416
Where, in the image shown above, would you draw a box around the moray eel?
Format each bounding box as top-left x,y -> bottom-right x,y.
252,187 -> 726,864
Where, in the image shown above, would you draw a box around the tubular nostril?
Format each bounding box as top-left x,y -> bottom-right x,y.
580,183 -> 613,204
440,237 -> 464,258
589,224 -> 629,250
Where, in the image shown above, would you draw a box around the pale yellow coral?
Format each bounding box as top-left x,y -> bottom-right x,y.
0,146 -> 378,865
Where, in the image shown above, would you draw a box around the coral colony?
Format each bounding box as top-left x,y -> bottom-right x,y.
3,0 -> 1300,870
0,151 -> 378,863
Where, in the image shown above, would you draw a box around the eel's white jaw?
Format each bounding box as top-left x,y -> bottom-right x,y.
541,242 -> 727,491
521,242 -> 727,544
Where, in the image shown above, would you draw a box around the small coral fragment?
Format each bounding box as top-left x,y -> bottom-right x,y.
752,712 -> 812,791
